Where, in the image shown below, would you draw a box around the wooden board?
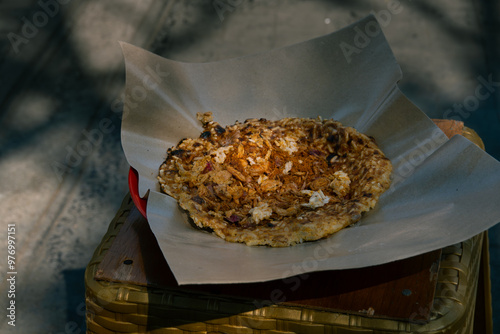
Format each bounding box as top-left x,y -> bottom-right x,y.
96,200 -> 441,322
431,119 -> 464,138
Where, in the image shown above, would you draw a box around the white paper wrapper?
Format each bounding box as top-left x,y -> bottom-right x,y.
120,15 -> 500,285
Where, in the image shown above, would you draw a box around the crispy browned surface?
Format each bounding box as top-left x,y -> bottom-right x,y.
158,113 -> 392,247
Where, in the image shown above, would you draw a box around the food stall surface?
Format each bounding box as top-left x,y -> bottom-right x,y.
0,1 -> 498,333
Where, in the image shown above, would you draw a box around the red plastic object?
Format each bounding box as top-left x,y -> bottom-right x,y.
128,167 -> 148,219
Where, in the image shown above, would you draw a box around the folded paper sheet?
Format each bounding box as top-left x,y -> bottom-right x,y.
121,15 -> 500,284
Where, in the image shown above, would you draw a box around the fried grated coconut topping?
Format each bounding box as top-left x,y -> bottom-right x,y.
158,112 -> 392,247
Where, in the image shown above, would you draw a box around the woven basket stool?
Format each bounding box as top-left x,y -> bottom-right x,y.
85,123 -> 493,334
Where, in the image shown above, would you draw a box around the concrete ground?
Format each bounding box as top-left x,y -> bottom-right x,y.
0,0 -> 499,333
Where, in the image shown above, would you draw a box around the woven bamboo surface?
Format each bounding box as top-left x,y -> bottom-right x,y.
85,199 -> 484,333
